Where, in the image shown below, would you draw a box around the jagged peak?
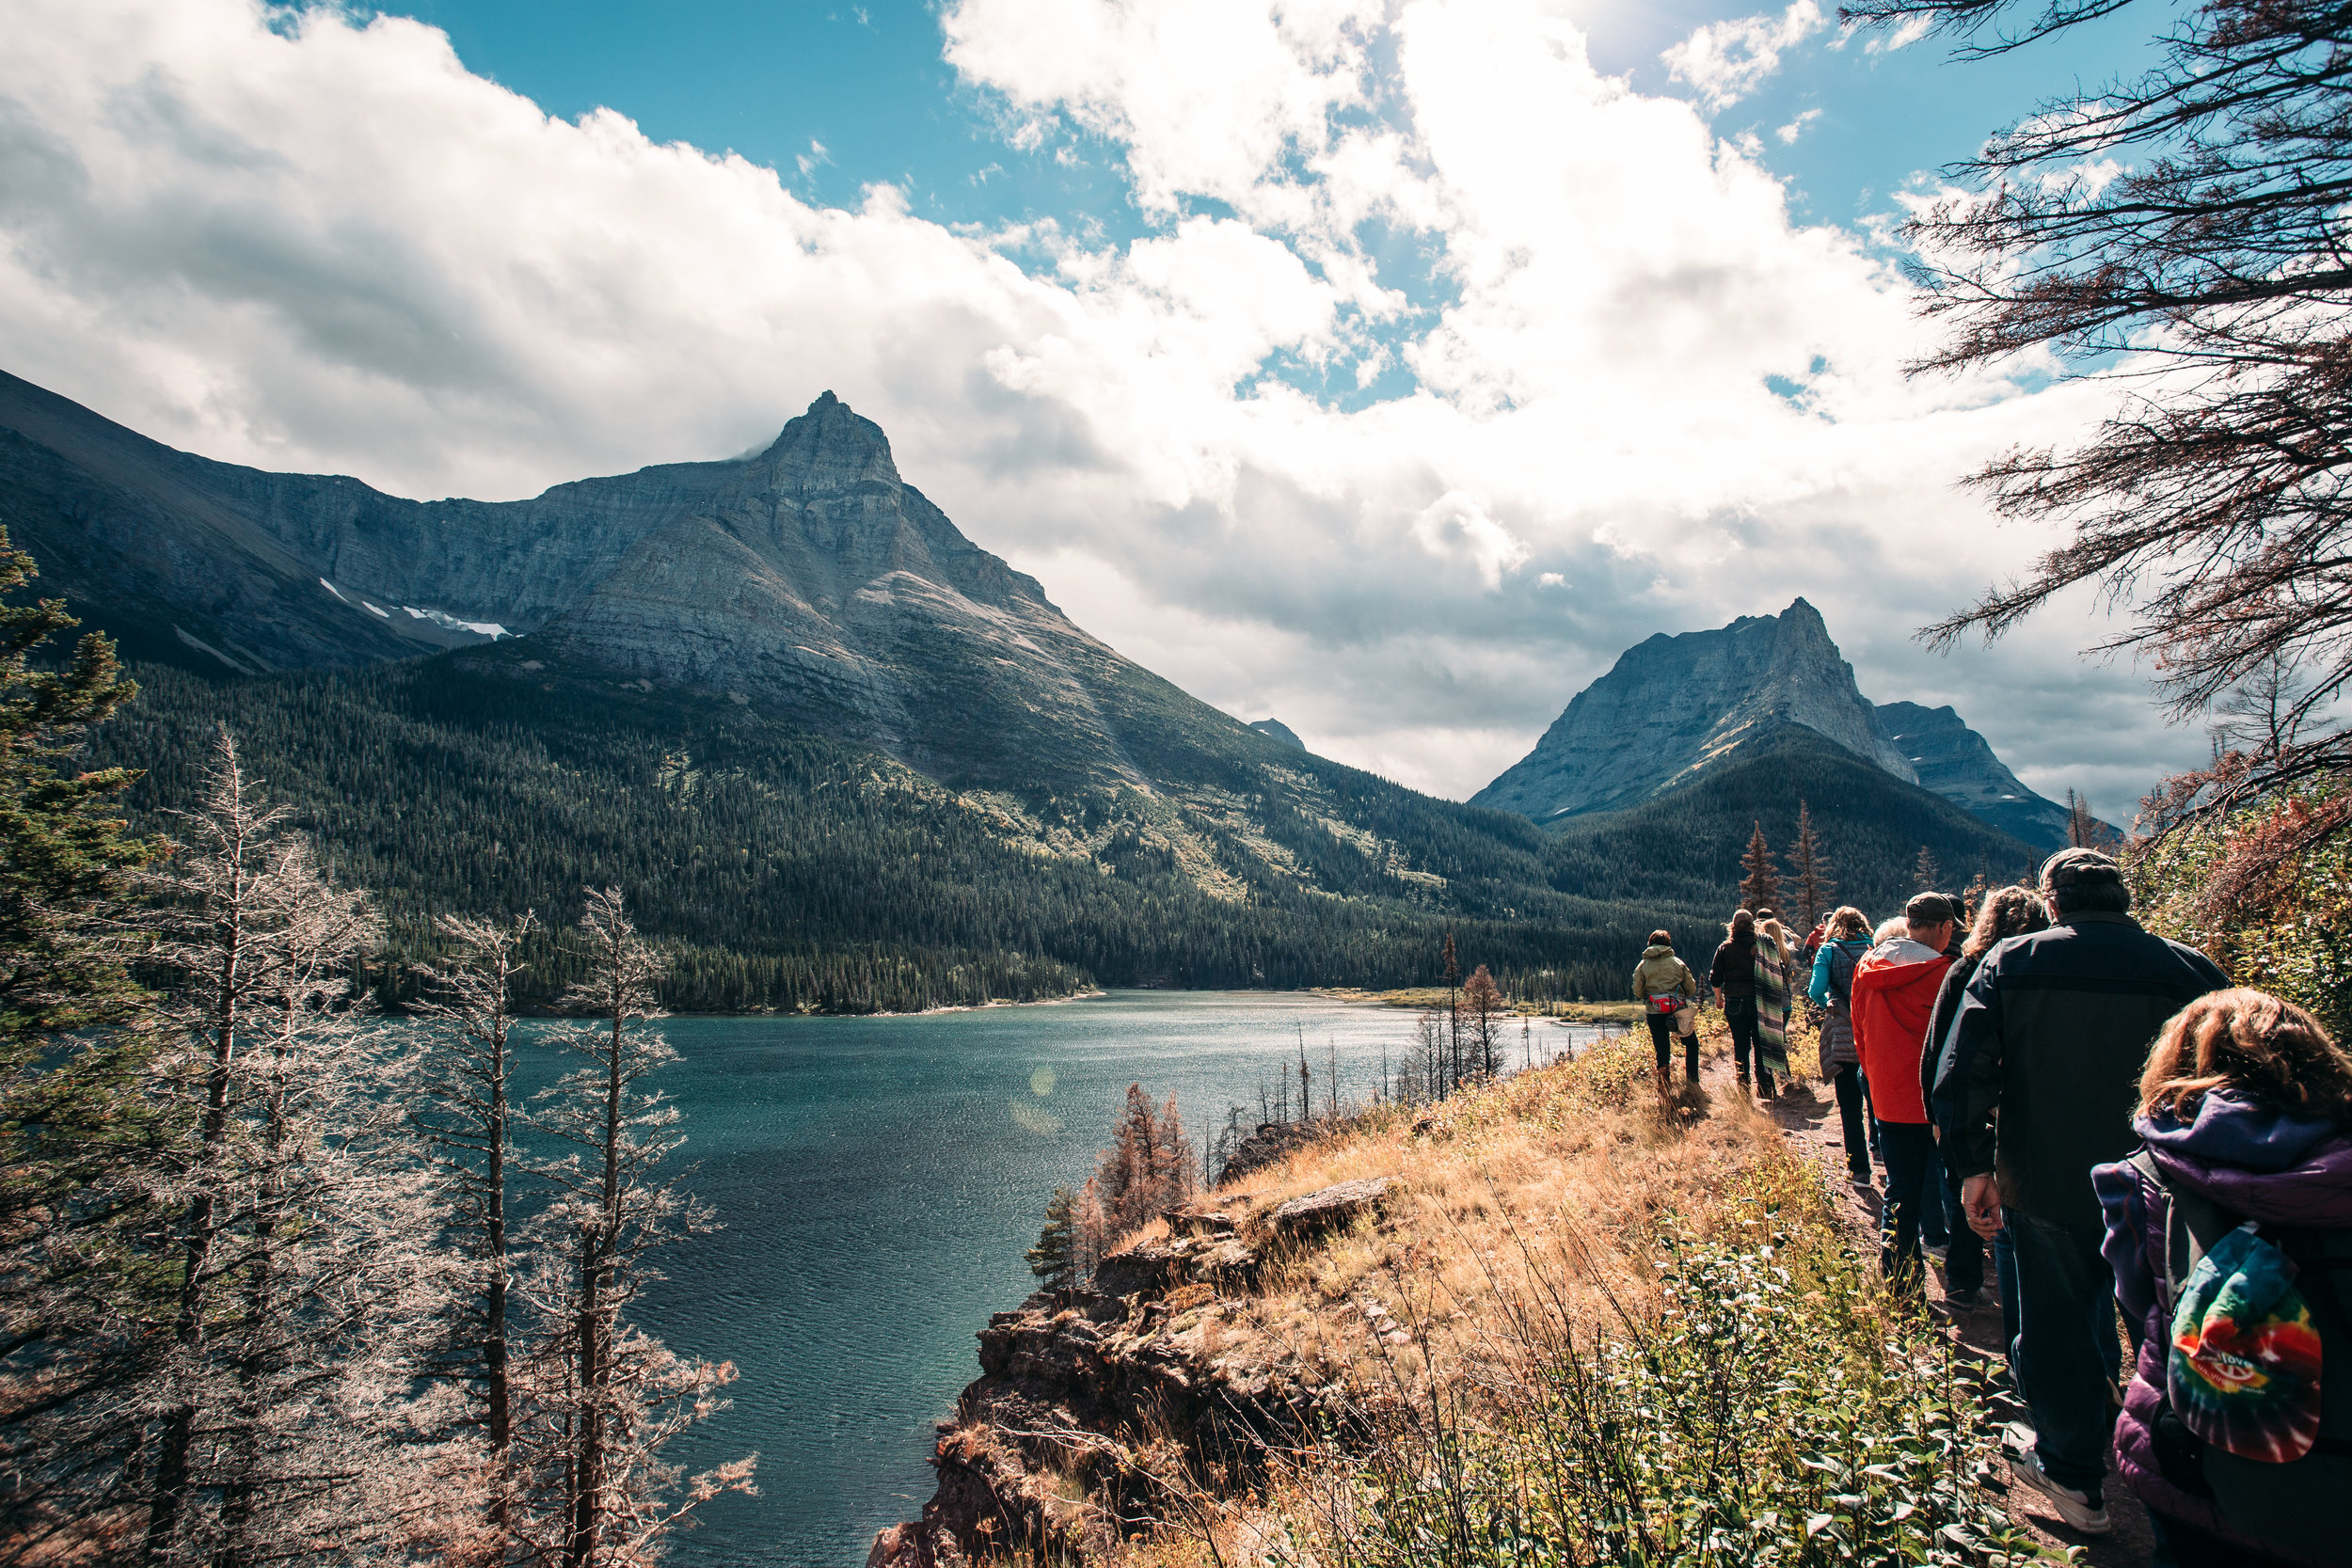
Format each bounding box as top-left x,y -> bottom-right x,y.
750,389 -> 903,483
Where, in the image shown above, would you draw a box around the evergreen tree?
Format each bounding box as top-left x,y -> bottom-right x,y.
1026,1185 -> 1080,1291
1786,801 -> 1835,930
0,527 -> 160,1557
1739,822 -> 1782,912
1913,847 -> 1942,895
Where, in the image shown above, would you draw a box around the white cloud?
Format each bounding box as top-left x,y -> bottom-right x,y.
1661,1 -> 1827,110
0,0 -> 2204,807
1776,107 -> 1823,143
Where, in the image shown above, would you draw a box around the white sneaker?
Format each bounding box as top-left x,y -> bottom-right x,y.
2009,1448 -> 2110,1535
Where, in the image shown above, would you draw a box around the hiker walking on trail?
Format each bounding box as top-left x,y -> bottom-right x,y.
1710,911 -> 1764,1096
1851,893 -> 1957,1287
1923,886 -> 2050,1319
1752,913 -> 1800,1101
1931,847 -> 2228,1538
2094,990 -> 2352,1568
1631,929 -> 1699,1098
1808,906 -> 1875,1181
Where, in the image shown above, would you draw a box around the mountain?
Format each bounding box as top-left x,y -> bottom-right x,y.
1472,597 -> 2080,852
1545,725 -> 2043,918
1472,599 -> 1915,822
1248,719 -> 1304,750
1872,701 -> 2077,850
7,370 -> 1717,1006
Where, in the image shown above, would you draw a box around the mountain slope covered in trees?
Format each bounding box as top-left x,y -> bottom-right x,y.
90,653 -> 1675,1008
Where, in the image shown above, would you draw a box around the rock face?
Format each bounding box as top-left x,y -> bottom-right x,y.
1271,1176 -> 1394,1237
1248,718 -> 1305,750
868,1188 -> 1359,1568
1473,599 -> 1915,821
1874,701 -> 2075,851
0,371 -> 1280,792
1472,598 -> 2076,848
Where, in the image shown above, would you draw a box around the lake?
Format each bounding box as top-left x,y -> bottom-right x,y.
522,990 -> 1547,1567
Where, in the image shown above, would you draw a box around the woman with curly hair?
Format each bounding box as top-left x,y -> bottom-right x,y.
2094,989 -> 2352,1567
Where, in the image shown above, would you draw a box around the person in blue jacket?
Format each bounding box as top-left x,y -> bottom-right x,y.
1807,906 -> 1874,1180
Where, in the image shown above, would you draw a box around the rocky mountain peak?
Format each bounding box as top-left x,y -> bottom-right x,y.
750,390 -> 904,493
1470,598 -> 1915,823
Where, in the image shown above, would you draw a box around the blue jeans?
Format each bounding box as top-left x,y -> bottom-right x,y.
2008,1209 -> 2122,1494
1875,1120 -> 1936,1285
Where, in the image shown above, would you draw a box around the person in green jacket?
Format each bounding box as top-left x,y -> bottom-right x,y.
1632,930 -> 1700,1097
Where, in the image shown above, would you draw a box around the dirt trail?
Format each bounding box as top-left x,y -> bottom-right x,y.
1717,1048 -> 2156,1565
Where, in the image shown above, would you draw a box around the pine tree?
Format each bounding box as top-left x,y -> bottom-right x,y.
520,887 -> 754,1568
0,527 -> 161,1555
1913,847 -> 1942,895
1739,822 -> 1782,912
1786,801 -> 1835,930
1026,1185 -> 1079,1290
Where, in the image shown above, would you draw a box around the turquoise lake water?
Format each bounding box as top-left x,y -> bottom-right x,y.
529,990 -> 1522,1567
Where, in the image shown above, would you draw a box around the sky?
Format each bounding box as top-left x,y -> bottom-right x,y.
0,0 -> 2201,816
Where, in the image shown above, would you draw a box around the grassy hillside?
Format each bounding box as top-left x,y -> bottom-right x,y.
1546,723 -> 2045,924
89,653 -> 1676,1009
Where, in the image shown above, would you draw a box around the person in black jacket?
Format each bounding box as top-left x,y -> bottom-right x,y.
1930,848 -> 2227,1537
1920,885 -> 2049,1318
1708,910 -> 1762,1094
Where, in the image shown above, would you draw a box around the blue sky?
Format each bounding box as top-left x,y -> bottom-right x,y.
0,0 -> 2198,811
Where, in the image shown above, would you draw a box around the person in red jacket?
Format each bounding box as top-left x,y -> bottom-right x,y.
1851,891 -> 1958,1285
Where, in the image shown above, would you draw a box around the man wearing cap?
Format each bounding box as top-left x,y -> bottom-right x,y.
1931,848 -> 2227,1536
1851,892 -> 1958,1287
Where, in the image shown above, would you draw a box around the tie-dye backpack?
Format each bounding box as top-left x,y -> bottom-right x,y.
2126,1151 -> 2352,1565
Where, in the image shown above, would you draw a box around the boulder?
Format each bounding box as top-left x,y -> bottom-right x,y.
1271,1177 -> 1396,1238
1090,1239 -> 1191,1299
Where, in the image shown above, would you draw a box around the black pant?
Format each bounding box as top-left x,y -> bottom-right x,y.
1646,1014 -> 1697,1080
1932,1141 -> 1980,1289
1830,1063 -> 1871,1175
1722,993 -> 1768,1086
1875,1120 -> 1936,1286
2009,1210 -> 2122,1494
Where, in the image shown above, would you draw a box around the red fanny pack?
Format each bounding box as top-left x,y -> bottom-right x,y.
1654,996 -> 1680,1014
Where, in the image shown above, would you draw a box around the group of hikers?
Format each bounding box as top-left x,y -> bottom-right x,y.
1629,847 -> 2352,1567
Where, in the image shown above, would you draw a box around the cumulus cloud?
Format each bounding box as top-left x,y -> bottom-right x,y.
0,0 -> 2201,806
1661,1 -> 1828,110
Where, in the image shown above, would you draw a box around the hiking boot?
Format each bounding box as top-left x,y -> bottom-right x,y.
1936,1286 -> 1995,1312
1848,1160 -> 1873,1184
1735,1073 -> 1751,1098
1653,1065 -> 1672,1100
1757,1076 -> 1777,1101
2009,1449 -> 2110,1535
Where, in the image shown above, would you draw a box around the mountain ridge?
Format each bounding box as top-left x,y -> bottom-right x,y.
1473,598 -> 2080,851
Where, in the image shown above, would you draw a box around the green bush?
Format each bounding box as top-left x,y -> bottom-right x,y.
2132,784 -> 2352,1042
1294,1207 -> 2043,1568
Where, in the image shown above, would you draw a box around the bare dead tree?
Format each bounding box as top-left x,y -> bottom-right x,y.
133,730 -> 453,1566
1842,0 -> 2352,815
516,887 -> 753,1568
410,911 -> 540,1539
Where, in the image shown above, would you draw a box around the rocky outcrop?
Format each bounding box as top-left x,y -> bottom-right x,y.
1874,701 -> 2078,851
870,1182 -> 1399,1568
1247,718 -> 1304,750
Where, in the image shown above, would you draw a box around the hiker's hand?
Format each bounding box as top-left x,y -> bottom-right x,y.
1962,1173 -> 2003,1239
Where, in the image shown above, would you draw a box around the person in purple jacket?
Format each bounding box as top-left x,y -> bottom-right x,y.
2094,989 -> 2352,1567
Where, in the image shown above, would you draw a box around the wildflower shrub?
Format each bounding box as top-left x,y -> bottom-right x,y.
1282,1124 -> 2032,1566
2133,783 -> 2352,1040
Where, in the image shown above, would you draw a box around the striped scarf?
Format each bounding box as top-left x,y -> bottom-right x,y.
1753,942 -> 1790,1077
